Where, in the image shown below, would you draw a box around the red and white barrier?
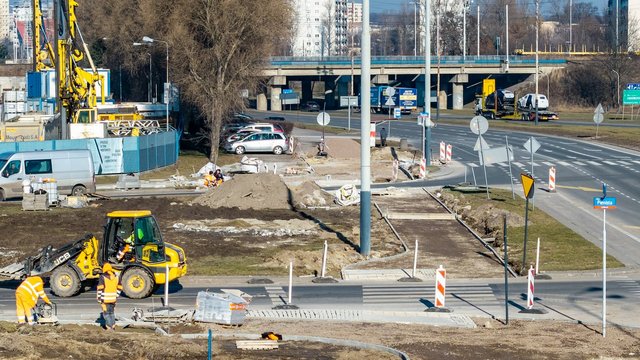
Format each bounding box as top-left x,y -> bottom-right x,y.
446,144 -> 452,163
419,157 -> 426,179
392,159 -> 399,182
527,266 -> 535,309
439,141 -> 446,162
435,265 -> 447,308
370,123 -> 376,147
548,166 -> 556,192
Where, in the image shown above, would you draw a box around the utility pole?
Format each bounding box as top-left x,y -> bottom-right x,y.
413,1 -> 418,56
477,4 -> 480,56
436,0 -> 441,123
616,0 -> 619,52
505,4 -> 509,72
424,0 -> 432,165
360,0 -> 372,256
463,0 -> 468,62
535,0 -> 539,125
569,0 -> 572,53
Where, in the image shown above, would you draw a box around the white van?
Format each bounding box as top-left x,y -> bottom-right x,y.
0,149 -> 96,201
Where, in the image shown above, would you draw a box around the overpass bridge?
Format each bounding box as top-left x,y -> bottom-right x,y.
259,55 -> 567,111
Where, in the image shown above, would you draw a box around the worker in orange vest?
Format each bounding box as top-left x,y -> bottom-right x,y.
97,263 -> 123,330
204,170 -> 215,187
15,275 -> 52,325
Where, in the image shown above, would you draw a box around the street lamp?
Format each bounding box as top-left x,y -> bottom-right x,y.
141,36 -> 170,131
410,1 -> 419,56
612,69 -> 620,110
321,89 -> 333,143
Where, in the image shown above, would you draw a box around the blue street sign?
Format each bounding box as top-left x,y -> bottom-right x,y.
282,89 -> 294,94
626,83 -> 640,90
593,197 -> 617,209
394,107 -> 401,119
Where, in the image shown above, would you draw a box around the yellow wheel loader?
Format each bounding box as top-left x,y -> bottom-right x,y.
0,211 -> 187,299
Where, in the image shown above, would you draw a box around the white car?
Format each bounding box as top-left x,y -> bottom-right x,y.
518,94 -> 549,110
224,132 -> 289,155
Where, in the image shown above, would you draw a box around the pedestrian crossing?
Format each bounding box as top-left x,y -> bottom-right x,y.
465,159 -> 640,169
362,284 -> 498,308
265,286 -> 287,305
617,280 -> 640,299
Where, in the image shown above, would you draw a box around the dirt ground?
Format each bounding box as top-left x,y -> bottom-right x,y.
1,317 -> 638,359
0,195 -> 400,278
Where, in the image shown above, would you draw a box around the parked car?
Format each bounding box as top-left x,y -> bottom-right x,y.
301,101 -> 320,112
232,112 -> 254,121
265,116 -> 286,121
224,132 -> 289,155
240,123 -> 284,133
225,129 -> 259,143
518,93 -> 549,110
0,149 -> 96,200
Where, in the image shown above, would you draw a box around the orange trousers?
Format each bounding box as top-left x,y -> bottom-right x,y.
16,293 -> 36,324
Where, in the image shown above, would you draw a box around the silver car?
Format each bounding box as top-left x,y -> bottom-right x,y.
225,132 -> 289,155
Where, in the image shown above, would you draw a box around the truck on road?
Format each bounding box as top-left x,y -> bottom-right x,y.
476,79 -> 558,121
367,86 -> 418,114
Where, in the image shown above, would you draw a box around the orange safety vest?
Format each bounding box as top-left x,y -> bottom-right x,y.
97,272 -> 123,304
16,276 -> 50,306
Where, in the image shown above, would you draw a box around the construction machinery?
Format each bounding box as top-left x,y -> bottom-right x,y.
476,79 -> 558,121
0,211 -> 187,299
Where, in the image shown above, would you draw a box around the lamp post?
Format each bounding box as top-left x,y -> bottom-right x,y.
410,1 -> 418,56
142,36 -> 170,131
612,69 -> 620,110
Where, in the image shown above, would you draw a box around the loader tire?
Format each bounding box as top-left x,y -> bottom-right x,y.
50,265 -> 82,297
122,267 -> 154,299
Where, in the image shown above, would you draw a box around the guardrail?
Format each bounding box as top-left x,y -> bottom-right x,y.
270,55 -> 567,67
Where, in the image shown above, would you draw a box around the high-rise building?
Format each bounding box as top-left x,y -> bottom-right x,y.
608,0 -> 640,51
0,0 -> 10,40
291,0 -> 348,57
346,1 -> 362,29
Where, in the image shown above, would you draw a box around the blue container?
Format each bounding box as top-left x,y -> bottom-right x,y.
26,72 -> 45,99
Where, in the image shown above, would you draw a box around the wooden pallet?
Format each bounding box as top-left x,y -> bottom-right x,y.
235,340 -> 279,350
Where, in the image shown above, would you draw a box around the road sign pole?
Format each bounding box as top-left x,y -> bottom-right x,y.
504,214 -> 509,325
522,197 -> 530,275
506,136 -> 515,199
531,137 -> 535,210
360,0 -> 372,257
348,103 -> 351,132
479,134 -> 490,199
603,208 -> 607,335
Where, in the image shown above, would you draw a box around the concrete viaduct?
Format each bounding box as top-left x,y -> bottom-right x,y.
257,55 -> 567,111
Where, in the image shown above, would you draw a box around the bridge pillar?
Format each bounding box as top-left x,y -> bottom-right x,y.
324,80 -> 337,109
256,92 -> 268,111
301,80 -> 313,101
270,86 -> 282,112
438,91 -> 447,110
449,74 -> 469,110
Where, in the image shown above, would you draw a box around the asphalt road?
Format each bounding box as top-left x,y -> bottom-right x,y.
251,109 -> 640,267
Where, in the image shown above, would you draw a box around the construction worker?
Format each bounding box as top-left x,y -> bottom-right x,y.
97,263 -> 123,330
204,170 -> 215,187
213,169 -> 224,186
15,275 -> 52,325
116,234 -> 135,262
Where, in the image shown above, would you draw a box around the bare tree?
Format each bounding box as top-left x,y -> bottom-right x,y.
321,1 -> 335,56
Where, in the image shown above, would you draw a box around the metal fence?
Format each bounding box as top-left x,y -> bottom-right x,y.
0,131 -> 179,175
270,55 -> 567,66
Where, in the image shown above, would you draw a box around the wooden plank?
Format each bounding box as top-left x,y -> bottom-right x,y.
236,340 -> 279,350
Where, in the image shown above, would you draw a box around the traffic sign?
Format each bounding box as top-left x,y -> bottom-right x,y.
384,87 -> 396,97
393,107 -> 401,119
623,90 -> 640,105
316,112 -> 331,126
473,136 -> 490,151
470,116 -> 488,135
521,173 -> 535,199
479,145 -> 513,165
523,137 -> 541,154
418,112 -> 433,127
593,197 -> 617,209
385,97 -> 396,106
626,83 -> 640,90
593,103 -> 604,124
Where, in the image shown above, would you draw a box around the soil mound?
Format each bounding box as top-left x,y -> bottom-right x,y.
289,181 -> 335,208
193,174 -> 291,210
325,138 -> 359,159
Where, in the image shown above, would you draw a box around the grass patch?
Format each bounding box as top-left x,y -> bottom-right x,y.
442,188 -> 623,272
294,123 -> 350,134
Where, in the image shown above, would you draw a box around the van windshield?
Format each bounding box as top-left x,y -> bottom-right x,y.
0,160 -> 6,171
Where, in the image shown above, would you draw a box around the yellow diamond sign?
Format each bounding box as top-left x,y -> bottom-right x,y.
521,173 -> 535,199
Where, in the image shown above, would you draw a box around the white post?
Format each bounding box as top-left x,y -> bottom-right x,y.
321,240 -> 328,278
463,0 -> 467,62
348,103 -> 351,132
273,164 -> 277,174
569,0 -> 572,52
288,260 -> 293,304
412,239 -> 419,278
505,4 -> 509,72
534,0 -> 539,125
602,208 -> 607,337
535,237 -> 540,275
164,263 -> 169,307
476,5 -> 480,56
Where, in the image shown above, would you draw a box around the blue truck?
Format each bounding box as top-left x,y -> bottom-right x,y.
366,86 -> 418,114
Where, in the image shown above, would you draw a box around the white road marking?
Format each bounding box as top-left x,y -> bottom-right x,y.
542,161 -> 555,166
513,162 -> 525,167
603,160 -> 618,165
586,161 -> 601,166
573,161 -> 586,166
558,161 -> 571,166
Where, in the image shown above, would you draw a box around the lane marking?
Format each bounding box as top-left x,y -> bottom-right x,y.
573,161 -> 586,166
586,161 -> 600,166
556,185 -> 603,192
603,160 -> 618,165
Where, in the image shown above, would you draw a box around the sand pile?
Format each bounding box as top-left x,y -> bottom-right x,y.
324,138 -> 360,159
289,181 -> 335,208
192,174 -> 291,210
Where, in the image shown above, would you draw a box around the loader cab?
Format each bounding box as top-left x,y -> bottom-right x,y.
103,211 -> 166,268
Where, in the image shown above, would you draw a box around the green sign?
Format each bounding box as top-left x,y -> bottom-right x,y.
623,89 -> 640,105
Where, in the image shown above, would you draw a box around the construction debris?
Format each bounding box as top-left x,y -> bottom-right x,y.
335,184 -> 360,206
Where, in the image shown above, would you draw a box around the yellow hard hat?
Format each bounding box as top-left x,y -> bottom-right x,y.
103,263 -> 113,273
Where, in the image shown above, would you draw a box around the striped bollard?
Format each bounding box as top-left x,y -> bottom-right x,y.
392,159 -> 399,182
446,144 -> 452,163
548,166 -> 556,192
519,265 -> 547,314
370,123 -> 376,147
419,157 -> 426,179
426,265 -> 450,312
439,141 -> 446,162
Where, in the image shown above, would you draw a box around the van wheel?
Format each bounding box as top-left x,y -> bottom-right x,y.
121,267 -> 155,299
50,265 -> 82,297
273,146 -> 283,155
72,185 -> 86,196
